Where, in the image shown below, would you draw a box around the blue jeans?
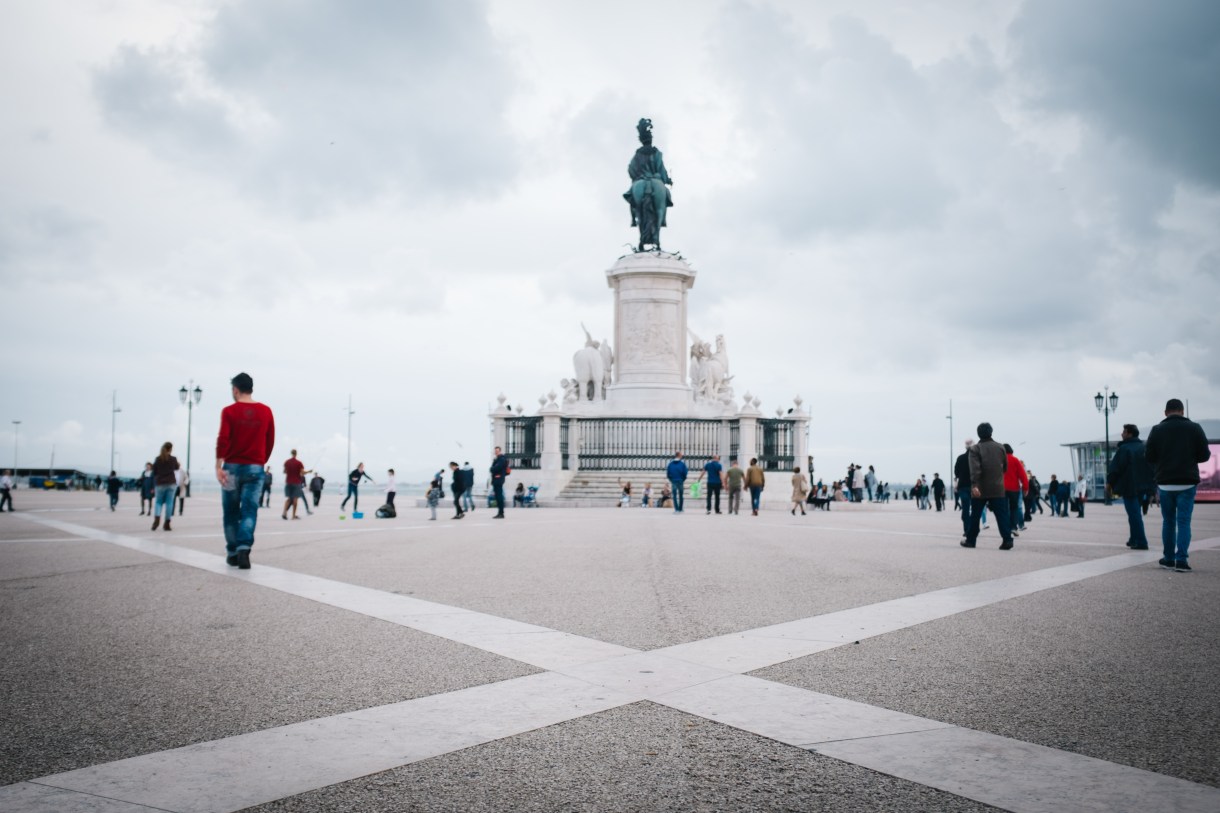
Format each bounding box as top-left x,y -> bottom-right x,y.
965,495 -> 1011,546
671,480 -> 685,512
1122,494 -> 1148,548
957,488 -> 973,534
749,486 -> 762,512
154,485 -> 176,519
462,490 -> 475,511
221,464 -> 264,555
1158,487 -> 1196,562
342,483 -> 359,511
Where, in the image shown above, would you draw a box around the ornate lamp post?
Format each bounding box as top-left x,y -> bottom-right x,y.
178,382 -> 202,511
110,391 -> 122,474
1094,387 -> 1119,505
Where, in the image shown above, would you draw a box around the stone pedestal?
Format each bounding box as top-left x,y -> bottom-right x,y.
604,252 -> 696,413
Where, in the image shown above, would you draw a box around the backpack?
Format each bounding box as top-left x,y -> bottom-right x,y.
375,503 -> 396,519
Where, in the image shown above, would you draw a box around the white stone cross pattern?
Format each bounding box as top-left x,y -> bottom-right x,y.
4,514 -> 1218,813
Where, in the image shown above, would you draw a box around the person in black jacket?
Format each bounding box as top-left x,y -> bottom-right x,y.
1107,424 -> 1155,550
1144,399 -> 1211,572
954,440 -> 974,539
449,461 -> 466,519
490,447 -> 509,518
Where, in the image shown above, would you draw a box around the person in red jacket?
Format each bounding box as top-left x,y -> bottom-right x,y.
215,372 -> 275,569
1002,443 -> 1029,535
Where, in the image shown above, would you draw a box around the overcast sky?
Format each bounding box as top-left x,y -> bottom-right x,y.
2,0 -> 1217,489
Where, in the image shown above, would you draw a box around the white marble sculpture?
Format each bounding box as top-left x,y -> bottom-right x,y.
574,325 -> 605,401
687,328 -> 732,402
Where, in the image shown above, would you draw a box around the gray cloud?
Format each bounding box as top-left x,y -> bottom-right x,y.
92,0 -> 520,215
708,8 -> 955,241
1010,0 -> 1220,190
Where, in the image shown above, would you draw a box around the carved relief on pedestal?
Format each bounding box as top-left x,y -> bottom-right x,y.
620,302 -> 679,371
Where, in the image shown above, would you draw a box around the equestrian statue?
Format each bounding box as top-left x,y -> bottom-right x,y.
623,118 -> 674,252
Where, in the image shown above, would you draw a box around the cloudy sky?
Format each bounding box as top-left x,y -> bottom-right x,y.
2,0 -> 1217,490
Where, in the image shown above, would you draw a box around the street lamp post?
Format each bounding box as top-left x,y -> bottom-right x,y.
11,420 -> 21,475
110,390 -> 122,474
178,381 -> 203,513
345,395 -> 355,476
1094,387 -> 1119,506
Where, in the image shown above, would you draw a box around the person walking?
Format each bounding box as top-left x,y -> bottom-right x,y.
1046,474 -> 1060,516
864,465 -> 877,502
449,462 -> 465,519
790,466 -> 808,516
176,468 -> 190,515
931,473 -> 946,512
1056,477 -> 1071,517
701,454 -> 724,514
215,372 -> 275,570
490,447 -> 509,518
150,442 -> 179,529
725,459 -> 745,515
341,463 -> 373,513
0,469 -> 13,512
1107,423 -> 1154,551
281,449 -> 312,519
1002,444 -> 1029,534
259,466 -> 273,508
954,440 -> 974,539
745,457 -> 766,516
1145,398 -> 1211,572
666,451 -> 688,513
309,472 -> 325,507
460,461 -> 476,513
138,462 -> 155,516
1074,475 -> 1088,518
962,422 -> 1013,550
106,471 -> 122,512
384,468 -> 397,510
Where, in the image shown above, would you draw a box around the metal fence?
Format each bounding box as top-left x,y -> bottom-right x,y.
574,418 -> 724,471
505,416 -> 542,470
756,419 -> 795,471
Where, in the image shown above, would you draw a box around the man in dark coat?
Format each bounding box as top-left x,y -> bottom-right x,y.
1107,424 -> 1155,550
963,422 -> 1013,550
1144,399 -> 1211,571
490,447 -> 509,519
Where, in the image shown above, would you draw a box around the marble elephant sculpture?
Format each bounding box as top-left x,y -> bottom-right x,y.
572,346 -> 605,401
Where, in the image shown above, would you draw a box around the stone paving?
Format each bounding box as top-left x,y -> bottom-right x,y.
0,490 -> 1217,812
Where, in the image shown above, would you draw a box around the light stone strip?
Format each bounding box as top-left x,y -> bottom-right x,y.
651,546 -> 1218,673
655,675 -> 1220,813
9,515 -> 1218,813
16,515 -> 636,671
0,672 -> 635,813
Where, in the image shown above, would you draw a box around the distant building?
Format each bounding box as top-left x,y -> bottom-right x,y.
1062,419 -> 1220,503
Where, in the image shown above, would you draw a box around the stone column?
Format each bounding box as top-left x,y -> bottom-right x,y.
490,394 -> 511,454
738,394 -> 760,464
604,252 -> 696,412
791,395 -> 809,476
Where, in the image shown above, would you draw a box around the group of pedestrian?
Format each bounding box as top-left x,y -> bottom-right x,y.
951,401 -> 1209,571
662,452 -> 769,516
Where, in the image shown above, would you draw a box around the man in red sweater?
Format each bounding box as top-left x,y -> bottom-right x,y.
1003,443 -> 1029,536
215,372 -> 275,569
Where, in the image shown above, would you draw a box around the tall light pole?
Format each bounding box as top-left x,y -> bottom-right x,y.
110,390 -> 122,473
11,420 -> 20,475
345,395 -> 355,475
1094,387 -> 1119,506
946,399 -> 954,481
178,381 -> 202,511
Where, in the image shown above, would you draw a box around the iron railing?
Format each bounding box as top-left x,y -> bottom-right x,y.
505,416 -> 542,470
756,419 -> 795,471
575,418 -> 723,471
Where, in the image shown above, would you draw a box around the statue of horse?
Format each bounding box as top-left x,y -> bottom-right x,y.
623,118 -> 673,252
572,346 -> 605,401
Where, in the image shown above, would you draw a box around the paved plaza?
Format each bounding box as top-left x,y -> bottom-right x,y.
0,490 -> 1217,812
